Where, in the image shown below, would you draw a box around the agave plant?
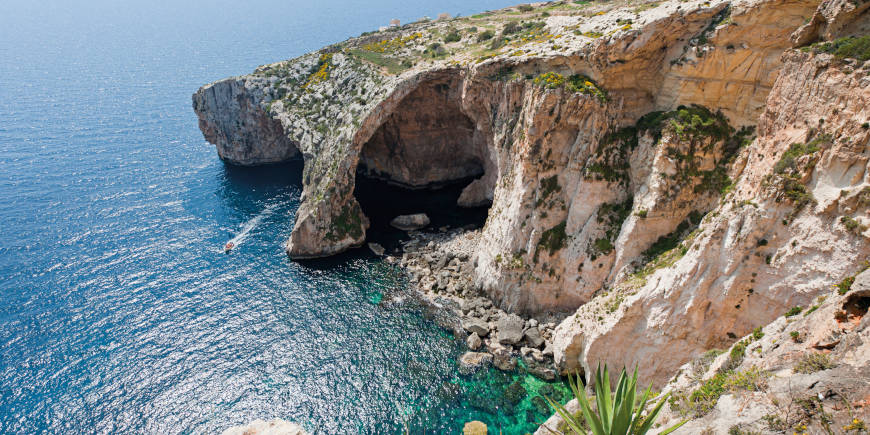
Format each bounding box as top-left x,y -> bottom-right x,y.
544,364 -> 685,435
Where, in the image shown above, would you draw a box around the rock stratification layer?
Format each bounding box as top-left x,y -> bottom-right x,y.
195,0 -> 870,396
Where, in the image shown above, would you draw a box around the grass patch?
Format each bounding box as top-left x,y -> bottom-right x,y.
841,216 -> 867,234
669,366 -> 769,417
837,275 -> 856,295
803,35 -> 870,62
346,49 -> 410,75
785,306 -> 803,317
794,352 -> 835,374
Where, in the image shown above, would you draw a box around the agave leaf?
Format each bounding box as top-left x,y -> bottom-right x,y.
658,419 -> 688,435
572,372 -> 605,435
545,396 -> 587,435
612,369 -> 636,435
629,386 -> 653,434
636,392 -> 680,435
595,364 -> 612,433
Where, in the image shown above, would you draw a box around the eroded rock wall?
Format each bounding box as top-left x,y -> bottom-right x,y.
553,34 -> 870,387
193,77 -> 300,165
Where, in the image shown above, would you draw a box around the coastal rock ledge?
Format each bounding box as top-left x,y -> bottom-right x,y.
195,0 -> 870,421
222,419 -> 308,435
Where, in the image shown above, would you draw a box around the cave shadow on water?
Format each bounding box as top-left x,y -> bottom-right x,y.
297,173 -> 490,272
353,173 -> 491,253
218,158 -> 305,197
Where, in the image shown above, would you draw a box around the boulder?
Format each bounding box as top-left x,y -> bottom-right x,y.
367,242 -> 385,256
524,326 -> 544,348
459,351 -> 493,374
496,313 -> 525,345
492,348 -> 517,371
467,332 -> 482,350
463,421 -> 488,435
462,317 -> 490,336
390,213 -> 430,231
542,342 -> 554,357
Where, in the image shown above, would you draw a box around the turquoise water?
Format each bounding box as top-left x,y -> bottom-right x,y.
0,0 -> 569,433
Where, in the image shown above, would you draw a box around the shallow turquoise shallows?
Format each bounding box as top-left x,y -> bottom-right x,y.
0,0 -> 569,433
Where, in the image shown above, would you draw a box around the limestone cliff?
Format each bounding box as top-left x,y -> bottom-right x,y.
194,0 -> 869,399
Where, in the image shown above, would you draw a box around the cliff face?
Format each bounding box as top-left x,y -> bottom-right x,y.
194,0 -> 869,391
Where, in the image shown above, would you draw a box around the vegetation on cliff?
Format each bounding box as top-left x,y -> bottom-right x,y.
544,365 -> 686,434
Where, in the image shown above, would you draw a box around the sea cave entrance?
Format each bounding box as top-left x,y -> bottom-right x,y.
354,75 -> 493,251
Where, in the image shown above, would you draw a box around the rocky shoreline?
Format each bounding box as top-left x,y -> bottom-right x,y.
383,224 -> 566,380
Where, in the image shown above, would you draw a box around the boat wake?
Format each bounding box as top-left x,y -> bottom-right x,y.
224,204 -> 277,252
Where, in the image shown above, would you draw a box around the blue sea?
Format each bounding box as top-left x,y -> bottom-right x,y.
0,0 -> 569,433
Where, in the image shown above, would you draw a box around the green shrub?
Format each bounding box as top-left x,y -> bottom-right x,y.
773,142 -> 821,175
837,275 -> 855,295
566,75 -> 608,102
536,175 -> 562,207
476,29 -> 495,41
669,367 -> 768,417
794,352 -> 834,374
517,4 -> 534,11
841,216 -> 867,233
785,306 -> 803,317
751,326 -> 764,341
443,31 -> 462,43
790,331 -> 801,342
503,21 -> 522,34
535,220 -> 568,262
423,43 -> 447,58
488,36 -> 505,50
533,71 -> 565,88
590,196 -> 633,258
806,35 -> 870,62
546,365 -> 686,435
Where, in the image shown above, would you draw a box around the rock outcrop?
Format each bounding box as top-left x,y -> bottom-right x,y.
194,0 -> 870,418
222,419 -> 308,435
653,269 -> 870,433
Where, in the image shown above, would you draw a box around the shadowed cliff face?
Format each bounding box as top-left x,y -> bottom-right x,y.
193,78 -> 299,165
359,76 -> 488,189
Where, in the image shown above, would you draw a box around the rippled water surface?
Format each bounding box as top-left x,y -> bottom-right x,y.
0,0 -> 568,433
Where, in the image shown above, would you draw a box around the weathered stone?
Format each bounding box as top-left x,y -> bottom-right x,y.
524,326 -> 544,348
459,351 -> 493,374
467,332 -> 482,351
496,313 -> 525,345
462,317 -> 490,337
492,348 -> 517,371
390,213 -> 430,231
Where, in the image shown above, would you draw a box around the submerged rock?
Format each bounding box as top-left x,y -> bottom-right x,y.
492,348 -> 517,371
463,421 -> 487,435
390,213 -> 430,231
459,351 -> 493,374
